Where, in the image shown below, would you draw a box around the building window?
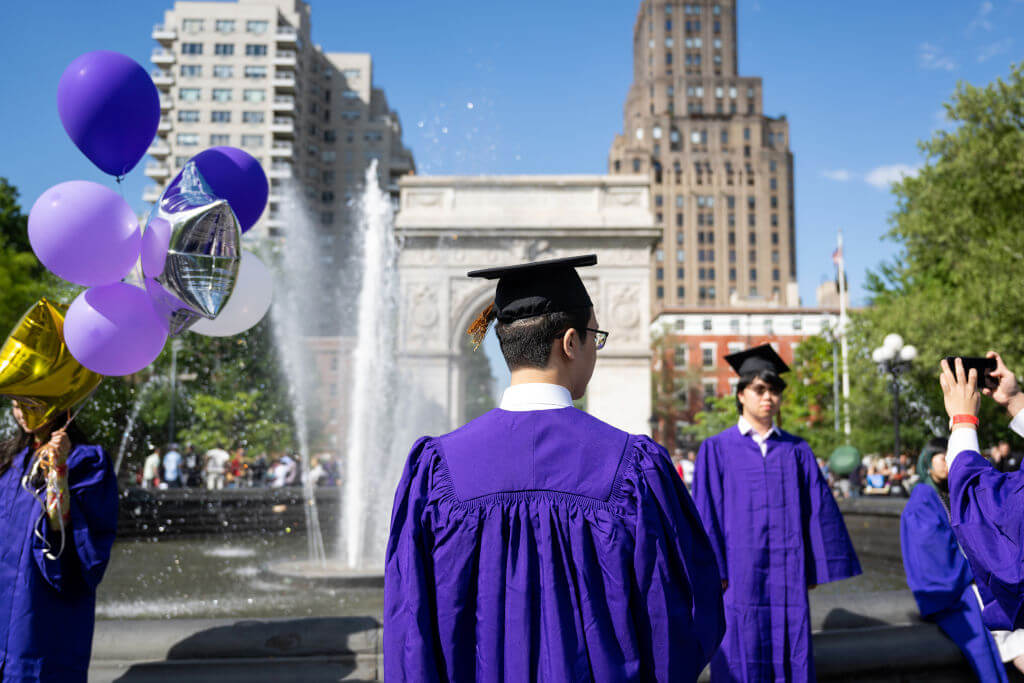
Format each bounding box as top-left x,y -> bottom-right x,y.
209,134 -> 230,145
770,160 -> 778,173
657,286 -> 664,298
750,268 -> 757,281
182,18 -> 204,33
177,110 -> 199,122
677,267 -> 685,278
210,110 -> 231,123
772,269 -> 780,281
771,232 -> 780,245
771,214 -> 778,227
243,89 -> 266,102
244,65 -> 267,79
770,177 -> 778,191
241,134 -> 264,148
213,65 -> 233,78
212,88 -> 232,102
702,347 -> 714,367
215,19 -> 235,33
176,133 -> 199,146
245,44 -> 268,56
181,43 -> 202,55
674,346 -> 687,367
179,64 -> 201,78
793,318 -> 803,331
655,249 -> 664,262
677,286 -> 685,298
748,214 -> 756,228
729,268 -> 736,281
178,88 -> 201,101
242,111 -> 264,123
214,43 -> 234,56
657,267 -> 664,280
246,20 -> 269,33
676,213 -> 683,227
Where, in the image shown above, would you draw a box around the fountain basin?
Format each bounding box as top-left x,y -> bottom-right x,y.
264,559 -> 384,589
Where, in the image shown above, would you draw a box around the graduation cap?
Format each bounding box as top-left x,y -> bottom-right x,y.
724,343 -> 790,377
467,254 -> 597,324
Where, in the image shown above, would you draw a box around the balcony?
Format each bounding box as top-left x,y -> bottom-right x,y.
145,162 -> 171,179
275,25 -> 297,45
268,161 -> 293,179
151,48 -> 175,65
273,50 -> 297,67
157,116 -> 172,133
272,95 -> 295,112
150,69 -> 174,87
143,185 -> 163,203
270,142 -> 293,157
148,140 -> 170,157
271,117 -> 294,135
159,95 -> 173,111
152,24 -> 177,42
272,72 -> 296,91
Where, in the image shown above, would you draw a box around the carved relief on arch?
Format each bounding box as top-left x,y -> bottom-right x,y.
403,281 -> 443,350
606,281 -> 644,345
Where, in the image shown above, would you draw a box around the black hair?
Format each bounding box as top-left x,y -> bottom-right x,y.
926,437 -> 949,453
495,307 -> 591,370
0,416 -> 91,480
735,369 -> 788,415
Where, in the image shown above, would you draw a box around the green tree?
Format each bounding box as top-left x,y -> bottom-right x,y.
178,389 -> 292,454
683,394 -> 738,443
856,61 -> 1024,451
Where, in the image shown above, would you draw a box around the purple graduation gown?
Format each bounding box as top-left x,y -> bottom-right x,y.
900,483 -> 1007,682
693,426 -> 861,682
384,407 -> 726,682
0,445 -> 119,682
947,448 -> 1024,630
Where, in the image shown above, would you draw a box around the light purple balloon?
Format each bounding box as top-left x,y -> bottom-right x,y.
64,284 -> 168,376
28,181 -> 141,286
141,216 -> 171,278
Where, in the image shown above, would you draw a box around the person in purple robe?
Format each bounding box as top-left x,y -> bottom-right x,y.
939,353 -> 1024,631
692,344 -> 861,682
0,401 -> 119,681
900,438 -> 1008,681
384,255 -> 726,682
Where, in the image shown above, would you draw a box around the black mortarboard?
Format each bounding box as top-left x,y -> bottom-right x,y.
724,344 -> 790,377
467,255 -> 597,323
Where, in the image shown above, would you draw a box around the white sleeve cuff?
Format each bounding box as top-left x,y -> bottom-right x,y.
947,427 -> 980,470
1010,410 -> 1024,439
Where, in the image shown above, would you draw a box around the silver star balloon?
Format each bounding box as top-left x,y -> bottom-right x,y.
141,161 -> 241,336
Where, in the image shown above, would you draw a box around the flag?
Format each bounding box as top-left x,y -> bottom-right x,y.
832,246 -> 842,266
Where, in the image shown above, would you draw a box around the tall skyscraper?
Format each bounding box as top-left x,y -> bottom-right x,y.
609,0 -> 797,313
146,0 -> 415,245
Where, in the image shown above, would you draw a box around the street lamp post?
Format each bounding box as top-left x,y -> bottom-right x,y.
871,334 -> 917,462
168,338 -> 183,444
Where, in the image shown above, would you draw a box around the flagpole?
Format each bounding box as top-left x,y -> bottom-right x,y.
837,230 -> 851,439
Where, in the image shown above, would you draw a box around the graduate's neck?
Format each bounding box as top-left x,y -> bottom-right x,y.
509,366 -> 573,395
741,410 -> 775,436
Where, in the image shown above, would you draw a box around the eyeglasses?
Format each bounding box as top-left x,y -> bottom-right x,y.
746,384 -> 783,397
587,328 -> 609,350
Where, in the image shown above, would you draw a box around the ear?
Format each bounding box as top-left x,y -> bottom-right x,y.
561,328 -> 579,361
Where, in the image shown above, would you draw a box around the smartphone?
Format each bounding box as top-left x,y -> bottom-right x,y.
944,356 -> 998,390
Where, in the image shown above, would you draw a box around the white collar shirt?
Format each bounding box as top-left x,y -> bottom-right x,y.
738,416 -> 779,458
499,383 -> 574,411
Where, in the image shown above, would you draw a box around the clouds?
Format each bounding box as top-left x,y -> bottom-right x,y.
820,165 -> 919,189
968,0 -> 994,32
821,169 -> 852,182
918,42 -> 955,71
865,165 -> 919,189
978,38 -> 1012,62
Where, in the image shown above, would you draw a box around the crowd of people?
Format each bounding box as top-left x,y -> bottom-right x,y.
135,445 -> 341,490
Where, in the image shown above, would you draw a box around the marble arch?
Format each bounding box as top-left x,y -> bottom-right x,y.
394,175 -> 660,436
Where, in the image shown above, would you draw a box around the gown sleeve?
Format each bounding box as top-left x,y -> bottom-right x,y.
631,436 -> 726,682
383,437 -> 442,682
900,487 -> 1008,682
947,448 -> 1024,629
32,444 -> 119,593
692,437 -> 728,581
798,441 -> 862,584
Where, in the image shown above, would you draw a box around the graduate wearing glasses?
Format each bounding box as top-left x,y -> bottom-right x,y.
384,255 -> 725,682
692,344 -> 861,682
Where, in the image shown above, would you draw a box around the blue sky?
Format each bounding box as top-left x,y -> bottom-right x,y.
1,0 -> 1021,306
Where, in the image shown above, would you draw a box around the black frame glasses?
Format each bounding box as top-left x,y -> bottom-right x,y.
587,328 -> 609,350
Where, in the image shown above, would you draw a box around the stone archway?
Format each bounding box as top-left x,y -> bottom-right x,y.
395,174 -> 660,436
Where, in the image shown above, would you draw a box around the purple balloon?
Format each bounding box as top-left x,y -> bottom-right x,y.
170,147 -> 268,232
57,51 -> 160,176
28,180 -> 141,286
64,284 -> 168,377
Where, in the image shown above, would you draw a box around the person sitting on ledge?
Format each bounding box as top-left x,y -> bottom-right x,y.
384,255 -> 725,682
939,353 -> 1024,631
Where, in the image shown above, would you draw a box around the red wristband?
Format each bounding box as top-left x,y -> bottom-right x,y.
951,414 -> 980,427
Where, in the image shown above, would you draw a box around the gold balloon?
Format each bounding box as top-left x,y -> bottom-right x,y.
0,298 -> 102,431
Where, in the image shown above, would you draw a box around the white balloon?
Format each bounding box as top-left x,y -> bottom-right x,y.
190,251 -> 273,337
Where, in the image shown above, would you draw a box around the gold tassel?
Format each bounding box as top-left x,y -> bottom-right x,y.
466,302 -> 497,350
